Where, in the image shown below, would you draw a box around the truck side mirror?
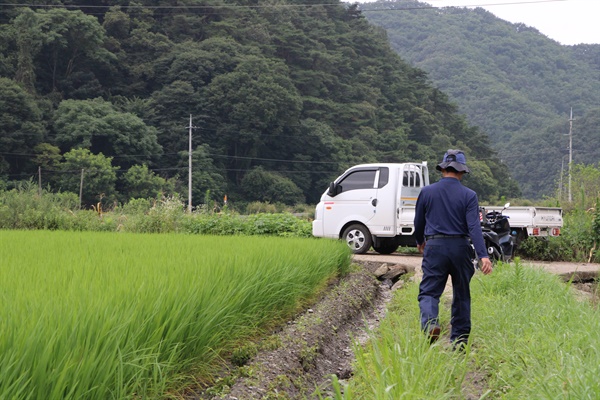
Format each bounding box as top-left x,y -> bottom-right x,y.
327,182 -> 340,197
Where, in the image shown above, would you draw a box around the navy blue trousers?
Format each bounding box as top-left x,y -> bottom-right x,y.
418,237 -> 475,343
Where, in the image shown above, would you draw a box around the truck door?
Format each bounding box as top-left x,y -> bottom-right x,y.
323,167 -> 380,234
366,167 -> 398,236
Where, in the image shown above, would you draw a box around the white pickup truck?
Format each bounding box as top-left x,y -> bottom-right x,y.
480,205 -> 562,243
312,162 -> 563,254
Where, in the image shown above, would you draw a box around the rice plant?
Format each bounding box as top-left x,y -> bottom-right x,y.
0,230 -> 350,399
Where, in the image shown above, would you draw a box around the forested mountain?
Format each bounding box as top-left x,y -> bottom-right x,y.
0,0 -> 519,207
360,0 -> 600,199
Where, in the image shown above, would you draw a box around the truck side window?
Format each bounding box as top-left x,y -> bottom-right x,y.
377,167 -> 389,188
338,170 -> 377,192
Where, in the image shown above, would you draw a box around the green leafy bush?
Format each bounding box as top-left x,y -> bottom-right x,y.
0,183 -> 79,230
518,209 -> 596,262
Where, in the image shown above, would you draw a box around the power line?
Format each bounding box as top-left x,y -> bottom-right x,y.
359,0 -> 570,12
0,0 -> 569,8
3,166 -> 339,179
0,1 -> 341,9
0,151 -> 343,164
0,0 -> 569,13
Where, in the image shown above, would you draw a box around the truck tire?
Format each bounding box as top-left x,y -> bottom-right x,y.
373,238 -> 398,255
342,224 -> 372,254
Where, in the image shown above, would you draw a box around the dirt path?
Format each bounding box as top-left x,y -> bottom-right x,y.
355,252 -> 600,280
190,253 -> 599,399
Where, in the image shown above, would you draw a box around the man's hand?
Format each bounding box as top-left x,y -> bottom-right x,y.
417,242 -> 426,254
480,257 -> 493,275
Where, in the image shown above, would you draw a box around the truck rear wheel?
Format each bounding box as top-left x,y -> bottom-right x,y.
373,238 -> 398,254
342,224 -> 372,254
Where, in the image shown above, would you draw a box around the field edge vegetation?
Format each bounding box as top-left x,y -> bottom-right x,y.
2,184 -> 600,263
331,259 -> 600,399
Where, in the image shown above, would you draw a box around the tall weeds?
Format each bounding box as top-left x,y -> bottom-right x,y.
518,201 -> 600,262
0,188 -> 311,237
335,259 -> 600,398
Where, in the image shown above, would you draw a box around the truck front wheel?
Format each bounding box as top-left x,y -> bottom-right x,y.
342,224 -> 372,254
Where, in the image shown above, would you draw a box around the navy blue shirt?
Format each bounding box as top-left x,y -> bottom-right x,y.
414,177 -> 487,259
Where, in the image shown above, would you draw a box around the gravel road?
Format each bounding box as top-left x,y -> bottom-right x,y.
354,252 -> 600,281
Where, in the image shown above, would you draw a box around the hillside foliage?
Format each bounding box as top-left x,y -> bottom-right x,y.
360,0 -> 600,199
0,0 -> 519,207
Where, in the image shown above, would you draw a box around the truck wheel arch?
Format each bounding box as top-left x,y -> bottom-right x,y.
341,223 -> 372,254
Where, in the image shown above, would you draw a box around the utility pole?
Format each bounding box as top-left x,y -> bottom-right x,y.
567,108 -> 574,202
187,114 -> 199,212
188,114 -> 193,212
559,156 -> 564,201
38,166 -> 42,196
79,168 -> 85,209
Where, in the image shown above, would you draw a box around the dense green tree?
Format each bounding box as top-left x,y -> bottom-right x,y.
0,77 -> 46,176
102,6 -> 130,40
53,98 -> 161,169
33,143 -> 61,170
202,55 -> 302,183
34,8 -> 115,97
189,144 -> 227,206
56,148 -> 118,206
33,143 -> 62,188
121,164 -> 173,201
13,8 -> 43,93
241,166 -> 305,205
116,14 -> 173,95
259,118 -> 355,203
150,80 -> 200,170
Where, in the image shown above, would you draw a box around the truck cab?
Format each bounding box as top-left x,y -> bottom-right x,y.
312,162 -> 429,254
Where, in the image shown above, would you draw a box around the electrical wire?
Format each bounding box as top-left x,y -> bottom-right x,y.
0,0 -> 572,12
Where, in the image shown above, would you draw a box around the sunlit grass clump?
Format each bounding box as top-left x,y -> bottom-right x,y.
0,230 -> 350,399
334,259 -> 600,399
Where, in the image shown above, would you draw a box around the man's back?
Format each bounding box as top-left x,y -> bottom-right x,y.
414,176 -> 486,259
417,177 -> 476,236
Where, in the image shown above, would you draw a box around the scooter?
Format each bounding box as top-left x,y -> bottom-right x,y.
479,203 -> 516,262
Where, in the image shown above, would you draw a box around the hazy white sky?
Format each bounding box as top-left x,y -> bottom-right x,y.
426,0 -> 600,45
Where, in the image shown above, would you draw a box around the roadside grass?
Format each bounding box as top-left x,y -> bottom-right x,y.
0,230 -> 350,400
334,259 -> 600,399
0,189 -> 313,237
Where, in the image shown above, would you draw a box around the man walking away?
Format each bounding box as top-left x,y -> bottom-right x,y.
414,149 -> 493,350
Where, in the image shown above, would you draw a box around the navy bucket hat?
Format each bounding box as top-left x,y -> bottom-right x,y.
436,149 -> 471,173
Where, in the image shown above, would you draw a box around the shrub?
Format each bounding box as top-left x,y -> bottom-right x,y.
518,209 -> 595,262
0,183 -> 80,230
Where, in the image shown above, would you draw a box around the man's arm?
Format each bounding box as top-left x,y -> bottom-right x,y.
466,193 -> 493,274
466,194 -> 487,259
414,192 -> 426,250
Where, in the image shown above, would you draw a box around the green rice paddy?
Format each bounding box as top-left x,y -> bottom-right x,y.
0,230 -> 350,399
